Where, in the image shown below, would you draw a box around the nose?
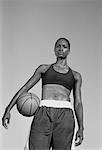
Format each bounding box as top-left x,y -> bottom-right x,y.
59,46 -> 63,52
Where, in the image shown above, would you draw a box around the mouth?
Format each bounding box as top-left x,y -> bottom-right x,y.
57,53 -> 65,58
58,51 -> 64,54
58,53 -> 64,56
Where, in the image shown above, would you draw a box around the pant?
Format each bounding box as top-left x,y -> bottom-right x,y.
29,105 -> 75,150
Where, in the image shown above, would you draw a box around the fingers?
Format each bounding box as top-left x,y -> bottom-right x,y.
2,118 -> 10,129
2,118 -> 9,129
75,131 -> 83,146
2,111 -> 11,129
75,136 -> 83,146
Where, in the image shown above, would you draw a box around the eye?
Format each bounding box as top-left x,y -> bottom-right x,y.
63,45 -> 67,48
56,44 -> 61,48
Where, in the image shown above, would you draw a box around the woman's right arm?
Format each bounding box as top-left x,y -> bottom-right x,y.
2,64 -> 45,129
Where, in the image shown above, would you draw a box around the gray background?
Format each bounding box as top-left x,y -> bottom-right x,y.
0,0 -> 102,150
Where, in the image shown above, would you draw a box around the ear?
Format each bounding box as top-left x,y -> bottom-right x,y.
54,46 -> 56,54
54,47 -> 55,52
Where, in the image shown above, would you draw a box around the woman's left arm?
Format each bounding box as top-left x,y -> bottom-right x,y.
73,71 -> 84,146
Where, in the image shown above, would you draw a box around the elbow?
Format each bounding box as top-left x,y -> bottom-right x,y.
20,85 -> 31,95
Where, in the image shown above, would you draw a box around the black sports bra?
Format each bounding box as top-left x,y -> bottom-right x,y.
41,64 -> 75,92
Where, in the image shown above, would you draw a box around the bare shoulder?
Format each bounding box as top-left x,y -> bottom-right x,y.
72,70 -> 82,82
36,64 -> 51,74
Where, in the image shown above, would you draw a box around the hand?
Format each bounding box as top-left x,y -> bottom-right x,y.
2,109 -> 11,129
75,129 -> 84,146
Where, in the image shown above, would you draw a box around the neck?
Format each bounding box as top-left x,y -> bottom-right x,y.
55,57 -> 68,67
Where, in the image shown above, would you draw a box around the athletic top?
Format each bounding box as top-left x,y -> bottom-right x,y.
41,64 -> 75,92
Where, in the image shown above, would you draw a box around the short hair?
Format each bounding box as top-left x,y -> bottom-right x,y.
55,37 -> 70,49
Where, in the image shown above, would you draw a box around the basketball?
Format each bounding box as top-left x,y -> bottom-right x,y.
16,92 -> 40,117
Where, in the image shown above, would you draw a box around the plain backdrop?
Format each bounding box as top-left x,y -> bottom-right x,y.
0,0 -> 102,150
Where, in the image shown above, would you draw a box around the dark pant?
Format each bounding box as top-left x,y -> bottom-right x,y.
29,106 -> 75,150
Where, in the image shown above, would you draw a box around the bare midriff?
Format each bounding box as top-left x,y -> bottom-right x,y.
42,84 -> 71,101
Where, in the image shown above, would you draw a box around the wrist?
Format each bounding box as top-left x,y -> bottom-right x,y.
78,127 -> 84,131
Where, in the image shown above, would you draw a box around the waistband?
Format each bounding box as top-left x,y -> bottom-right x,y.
40,99 -> 73,109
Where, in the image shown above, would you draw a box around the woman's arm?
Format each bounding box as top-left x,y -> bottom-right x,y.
2,64 -> 45,129
73,71 -> 84,146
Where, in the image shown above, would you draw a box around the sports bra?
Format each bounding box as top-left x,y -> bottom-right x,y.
41,64 -> 75,92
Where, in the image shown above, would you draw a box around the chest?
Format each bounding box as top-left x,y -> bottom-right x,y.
42,66 -> 75,88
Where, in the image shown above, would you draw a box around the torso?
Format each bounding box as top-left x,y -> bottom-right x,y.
41,63 -> 76,102
42,84 -> 70,101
